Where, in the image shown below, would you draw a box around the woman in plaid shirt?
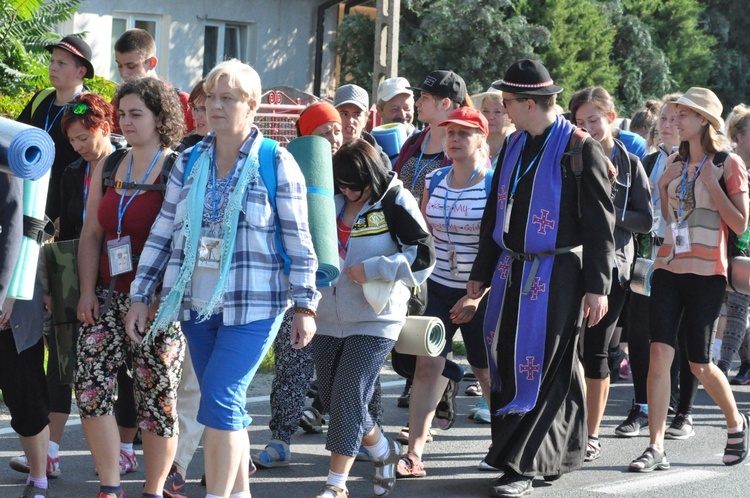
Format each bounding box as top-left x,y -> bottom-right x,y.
126,59 -> 319,498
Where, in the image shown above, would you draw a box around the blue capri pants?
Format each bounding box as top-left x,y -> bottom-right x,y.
181,310 -> 284,430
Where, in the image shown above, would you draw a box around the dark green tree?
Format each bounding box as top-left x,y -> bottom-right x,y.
330,11 -> 376,91
516,0 -> 618,109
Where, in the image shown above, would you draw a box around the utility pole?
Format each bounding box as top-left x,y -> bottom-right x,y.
371,0 -> 400,102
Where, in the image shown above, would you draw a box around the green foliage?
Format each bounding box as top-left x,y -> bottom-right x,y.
0,86 -> 34,118
331,12 -> 376,91
0,0 -> 83,91
518,0 -> 618,110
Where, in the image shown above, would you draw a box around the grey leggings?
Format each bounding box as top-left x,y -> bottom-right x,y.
719,291 -> 750,371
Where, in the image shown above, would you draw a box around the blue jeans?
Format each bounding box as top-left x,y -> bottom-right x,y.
181,311 -> 284,430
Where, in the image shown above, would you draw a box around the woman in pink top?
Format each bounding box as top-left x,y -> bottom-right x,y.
629,87 -> 750,472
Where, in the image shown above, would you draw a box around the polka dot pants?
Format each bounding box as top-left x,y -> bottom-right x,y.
312,334 -> 394,457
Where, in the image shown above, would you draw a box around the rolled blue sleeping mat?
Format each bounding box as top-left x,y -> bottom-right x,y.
371,123 -> 407,166
0,117 -> 55,180
286,135 -> 340,286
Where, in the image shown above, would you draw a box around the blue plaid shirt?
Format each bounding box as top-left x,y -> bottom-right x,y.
130,128 -> 320,324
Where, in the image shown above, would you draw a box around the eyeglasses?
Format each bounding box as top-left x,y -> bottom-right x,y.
337,182 -> 363,192
65,103 -> 90,115
501,98 -> 530,108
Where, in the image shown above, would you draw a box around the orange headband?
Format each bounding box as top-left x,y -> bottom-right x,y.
298,102 -> 341,136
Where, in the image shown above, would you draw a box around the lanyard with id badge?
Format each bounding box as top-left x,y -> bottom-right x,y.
197,152 -> 240,269
671,154 -> 708,254
443,167 -> 480,276
107,149 -> 162,277
504,124 -> 556,234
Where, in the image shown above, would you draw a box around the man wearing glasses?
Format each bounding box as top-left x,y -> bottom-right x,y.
468,59 -> 615,497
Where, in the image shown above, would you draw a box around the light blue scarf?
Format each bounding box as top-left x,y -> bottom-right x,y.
145,138 -> 261,341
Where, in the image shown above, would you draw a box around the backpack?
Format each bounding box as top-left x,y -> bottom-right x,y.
100,148 -> 179,195
564,127 -> 617,219
380,186 -> 428,316
29,88 -> 56,117
426,166 -> 493,199
183,138 -> 291,275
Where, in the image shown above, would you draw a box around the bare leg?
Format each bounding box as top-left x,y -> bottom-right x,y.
204,427 -> 247,497
118,426 -> 138,446
586,376 -> 610,438
141,429 -> 177,495
647,343 -> 675,448
407,355 -> 448,458
81,415 -> 120,486
230,431 -> 250,495
19,426 -> 50,479
472,366 -> 491,407
690,362 -> 742,427
48,413 -> 68,445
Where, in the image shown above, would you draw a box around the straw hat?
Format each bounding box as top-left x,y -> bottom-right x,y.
675,87 -> 724,131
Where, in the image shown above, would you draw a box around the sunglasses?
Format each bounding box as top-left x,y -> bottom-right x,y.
337,182 -> 364,192
65,103 -> 90,115
501,98 -> 530,108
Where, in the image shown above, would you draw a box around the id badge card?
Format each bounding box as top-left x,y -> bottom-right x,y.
447,244 -> 459,276
107,236 -> 133,276
671,221 -> 691,254
198,236 -> 222,269
503,199 -> 514,233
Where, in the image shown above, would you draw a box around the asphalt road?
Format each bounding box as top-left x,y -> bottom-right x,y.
0,364 -> 749,497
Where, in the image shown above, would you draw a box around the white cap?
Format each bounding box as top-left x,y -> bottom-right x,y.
377,77 -> 413,102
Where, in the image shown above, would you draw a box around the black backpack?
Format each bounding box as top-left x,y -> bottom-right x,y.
100,148 -> 180,195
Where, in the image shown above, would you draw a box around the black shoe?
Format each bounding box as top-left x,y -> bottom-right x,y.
489,473 -> 534,497
307,380 -> 319,399
730,363 -> 750,385
397,379 -> 412,408
665,413 -> 695,440
615,402 -> 649,437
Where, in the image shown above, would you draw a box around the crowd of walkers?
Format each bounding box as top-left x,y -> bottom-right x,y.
1,28 -> 750,498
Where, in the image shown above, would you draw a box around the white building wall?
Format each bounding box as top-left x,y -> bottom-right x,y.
73,0 -> 339,95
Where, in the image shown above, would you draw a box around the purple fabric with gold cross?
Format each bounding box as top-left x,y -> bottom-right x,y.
483,115 -> 574,415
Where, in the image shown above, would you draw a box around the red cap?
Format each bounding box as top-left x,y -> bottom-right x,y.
297,102 -> 342,136
438,107 -> 489,136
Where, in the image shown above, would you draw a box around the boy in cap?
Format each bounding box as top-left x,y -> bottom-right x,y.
468,59 -> 615,496
377,77 -> 415,135
333,84 -> 391,169
16,35 -> 94,222
112,28 -> 193,133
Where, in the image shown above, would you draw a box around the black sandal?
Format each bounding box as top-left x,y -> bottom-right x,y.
628,447 -> 670,473
724,413 -> 750,466
434,380 -> 458,430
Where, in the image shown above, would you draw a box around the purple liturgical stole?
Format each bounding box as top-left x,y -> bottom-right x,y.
484,115 -> 575,415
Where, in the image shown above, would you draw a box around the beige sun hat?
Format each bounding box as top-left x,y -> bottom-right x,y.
675,87 -> 724,131
471,87 -> 502,106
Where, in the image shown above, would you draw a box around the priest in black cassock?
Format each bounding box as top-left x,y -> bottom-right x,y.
468,59 -> 616,497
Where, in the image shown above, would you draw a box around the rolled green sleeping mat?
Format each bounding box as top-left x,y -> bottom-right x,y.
42,239 -> 81,383
286,135 -> 340,286
395,316 -> 447,357
0,117 -> 55,180
8,169 -> 51,300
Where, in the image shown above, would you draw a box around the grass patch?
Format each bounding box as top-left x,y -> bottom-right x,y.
258,347 -> 276,374
452,341 -> 467,357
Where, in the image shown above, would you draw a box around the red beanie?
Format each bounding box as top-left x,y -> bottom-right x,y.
297,102 -> 341,136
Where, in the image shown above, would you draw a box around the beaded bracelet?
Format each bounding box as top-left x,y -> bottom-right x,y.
294,307 -> 317,318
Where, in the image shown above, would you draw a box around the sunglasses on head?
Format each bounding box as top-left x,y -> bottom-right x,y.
65,102 -> 90,115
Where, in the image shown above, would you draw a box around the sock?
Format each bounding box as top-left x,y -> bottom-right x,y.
47,441 -> 60,459
723,417 -> 745,464
120,442 -> 134,455
26,475 -> 48,489
141,494 -> 161,498
206,495 -> 223,498
100,485 -> 123,497
366,435 -> 394,495
638,403 -> 648,414
229,492 -> 252,498
365,433 -> 390,461
322,470 -> 348,496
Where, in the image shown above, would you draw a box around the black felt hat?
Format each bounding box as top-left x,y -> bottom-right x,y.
45,36 -> 95,79
491,59 -> 563,96
408,70 -> 467,104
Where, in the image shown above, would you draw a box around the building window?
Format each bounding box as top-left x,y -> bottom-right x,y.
111,14 -> 162,80
203,22 -> 256,76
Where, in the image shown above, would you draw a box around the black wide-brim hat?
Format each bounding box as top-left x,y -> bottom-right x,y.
45,35 -> 95,79
491,59 -> 563,96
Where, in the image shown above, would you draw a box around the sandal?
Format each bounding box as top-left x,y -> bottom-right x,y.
434,380 -> 458,430
315,484 -> 349,498
628,446 -> 670,473
723,413 -> 750,465
300,407 -> 326,434
395,425 -> 434,445
252,440 -> 290,468
372,437 -> 402,497
465,381 -> 483,397
395,452 -> 426,478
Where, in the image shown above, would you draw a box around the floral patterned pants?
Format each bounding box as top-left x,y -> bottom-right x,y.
74,287 -> 185,437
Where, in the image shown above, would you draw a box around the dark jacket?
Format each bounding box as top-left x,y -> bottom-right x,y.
393,126 -> 452,174
0,173 -> 23,306
610,139 -> 654,285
